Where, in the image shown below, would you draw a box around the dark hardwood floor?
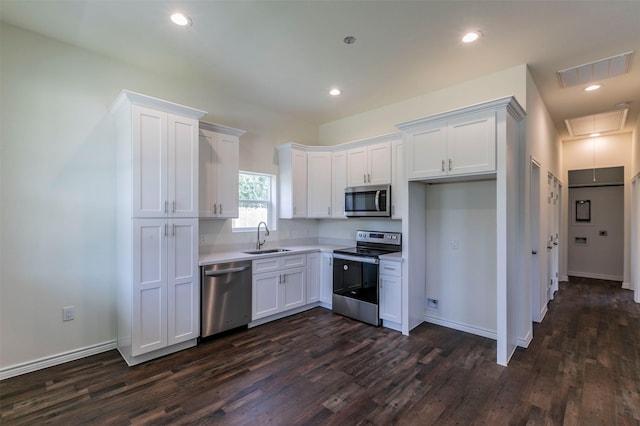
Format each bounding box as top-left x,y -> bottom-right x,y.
2,276 -> 639,425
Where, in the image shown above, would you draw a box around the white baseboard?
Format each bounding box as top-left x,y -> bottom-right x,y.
567,271 -> 624,282
622,282 -> 631,290
0,340 -> 117,381
424,314 -> 497,341
559,275 -> 569,282
518,329 -> 533,348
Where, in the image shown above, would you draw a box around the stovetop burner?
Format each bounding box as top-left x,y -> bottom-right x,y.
333,230 -> 402,259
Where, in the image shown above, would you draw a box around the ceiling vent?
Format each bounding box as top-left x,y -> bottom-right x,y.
557,51 -> 633,88
564,108 -> 629,137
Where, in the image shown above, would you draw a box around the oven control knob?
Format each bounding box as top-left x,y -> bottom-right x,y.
343,265 -> 349,271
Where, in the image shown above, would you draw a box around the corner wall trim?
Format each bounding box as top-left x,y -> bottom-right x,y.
0,340 -> 117,381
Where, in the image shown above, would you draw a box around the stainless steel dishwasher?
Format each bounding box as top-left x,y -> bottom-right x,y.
200,260 -> 252,338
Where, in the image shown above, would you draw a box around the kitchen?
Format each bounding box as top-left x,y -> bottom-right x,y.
1,0 -> 639,406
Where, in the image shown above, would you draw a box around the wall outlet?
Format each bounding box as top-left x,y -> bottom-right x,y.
427,298 -> 439,309
62,306 -> 75,322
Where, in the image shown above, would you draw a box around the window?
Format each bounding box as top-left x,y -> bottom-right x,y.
232,171 -> 276,231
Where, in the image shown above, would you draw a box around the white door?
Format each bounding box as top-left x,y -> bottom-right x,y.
291,149 -> 307,217
216,134 -> 239,218
252,272 -> 280,320
367,142 -> 391,185
406,121 -> 446,179
447,110 -> 496,176
306,253 -> 320,303
530,159 -> 543,322
347,146 -> 369,186
281,268 -> 306,311
546,174 -> 554,301
132,219 -> 168,356
167,219 -> 199,345
320,253 -> 333,305
331,150 -> 347,218
168,114 -> 198,217
307,151 -> 332,218
132,106 -> 167,217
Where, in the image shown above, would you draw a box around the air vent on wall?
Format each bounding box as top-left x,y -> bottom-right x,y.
557,51 -> 633,88
564,108 -> 629,137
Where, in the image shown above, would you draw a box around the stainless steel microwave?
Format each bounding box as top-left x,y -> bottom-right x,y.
344,184 -> 391,217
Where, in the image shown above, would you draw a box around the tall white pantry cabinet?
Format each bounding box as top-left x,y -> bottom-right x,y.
112,90 -> 206,366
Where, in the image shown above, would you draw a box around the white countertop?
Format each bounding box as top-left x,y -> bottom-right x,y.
199,244 -> 349,266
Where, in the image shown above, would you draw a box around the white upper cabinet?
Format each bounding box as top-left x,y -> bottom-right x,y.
391,139 -> 404,219
132,105 -> 199,218
331,150 -> 347,219
278,144 -> 307,218
199,122 -> 245,219
347,141 -> 391,187
307,151 -> 332,218
400,108 -> 497,181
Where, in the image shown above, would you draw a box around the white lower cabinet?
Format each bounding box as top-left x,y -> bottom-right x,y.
320,252 -> 333,306
306,253 -> 320,303
379,259 -> 402,328
252,254 -> 306,320
129,218 -> 199,359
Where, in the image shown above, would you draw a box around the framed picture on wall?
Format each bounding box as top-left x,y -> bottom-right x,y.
576,200 -> 590,222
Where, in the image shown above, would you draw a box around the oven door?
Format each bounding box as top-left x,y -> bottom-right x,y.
332,254 -> 379,304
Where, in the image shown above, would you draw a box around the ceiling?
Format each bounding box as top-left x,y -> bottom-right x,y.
1,0 -> 639,140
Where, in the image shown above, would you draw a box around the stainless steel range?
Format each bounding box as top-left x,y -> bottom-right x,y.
332,230 -> 402,325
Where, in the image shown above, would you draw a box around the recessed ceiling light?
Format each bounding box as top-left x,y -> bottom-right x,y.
171,12 -> 192,27
584,84 -> 601,92
329,88 -> 341,96
462,31 -> 481,43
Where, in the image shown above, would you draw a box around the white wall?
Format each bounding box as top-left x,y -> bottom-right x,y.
318,65 -> 528,145
0,23 -> 319,370
562,134 -> 633,287
425,181 -> 497,335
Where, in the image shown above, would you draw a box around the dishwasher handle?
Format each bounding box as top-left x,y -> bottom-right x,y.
204,266 -> 250,276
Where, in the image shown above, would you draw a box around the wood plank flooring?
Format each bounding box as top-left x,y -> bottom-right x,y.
2,276 -> 639,425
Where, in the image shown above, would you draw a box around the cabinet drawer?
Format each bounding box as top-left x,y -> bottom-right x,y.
380,260 -> 402,277
252,254 -> 306,274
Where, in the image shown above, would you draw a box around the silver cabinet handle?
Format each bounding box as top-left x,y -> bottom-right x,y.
204,266 -> 250,276
172,224 -> 176,236
364,173 -> 367,183
449,158 -> 452,171
219,204 -> 222,214
173,200 -> 176,213
164,223 -> 168,236
213,203 -> 217,215
441,160 -> 445,172
328,206 -> 331,215
164,200 -> 168,214
367,173 -> 371,183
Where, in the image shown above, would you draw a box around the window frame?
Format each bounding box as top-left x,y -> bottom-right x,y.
232,171 -> 277,232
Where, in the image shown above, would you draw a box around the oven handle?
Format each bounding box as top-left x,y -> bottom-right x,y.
333,253 -> 379,264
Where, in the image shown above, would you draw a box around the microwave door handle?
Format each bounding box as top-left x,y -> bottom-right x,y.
375,190 -> 380,211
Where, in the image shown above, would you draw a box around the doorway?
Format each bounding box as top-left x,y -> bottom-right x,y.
567,167 -> 625,281
530,158 -> 543,322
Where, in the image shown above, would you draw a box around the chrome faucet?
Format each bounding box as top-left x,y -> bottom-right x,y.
256,221 -> 270,250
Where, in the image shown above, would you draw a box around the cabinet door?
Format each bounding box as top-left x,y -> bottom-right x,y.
347,146 -> 368,186
307,151 -> 332,218
132,106 -> 168,217
379,273 -> 401,323
132,219 -> 168,356
447,110 -> 496,176
168,114 -> 198,217
306,253 -> 320,303
198,129 -> 217,217
167,219 -> 199,345
331,150 -> 347,218
320,252 -> 333,305
405,120 -> 447,180
367,142 -> 391,185
281,267 -> 306,311
215,134 -> 239,218
391,139 -> 404,219
252,272 -> 280,320
291,149 -> 308,217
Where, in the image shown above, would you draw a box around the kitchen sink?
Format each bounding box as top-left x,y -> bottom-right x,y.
242,248 -> 291,255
